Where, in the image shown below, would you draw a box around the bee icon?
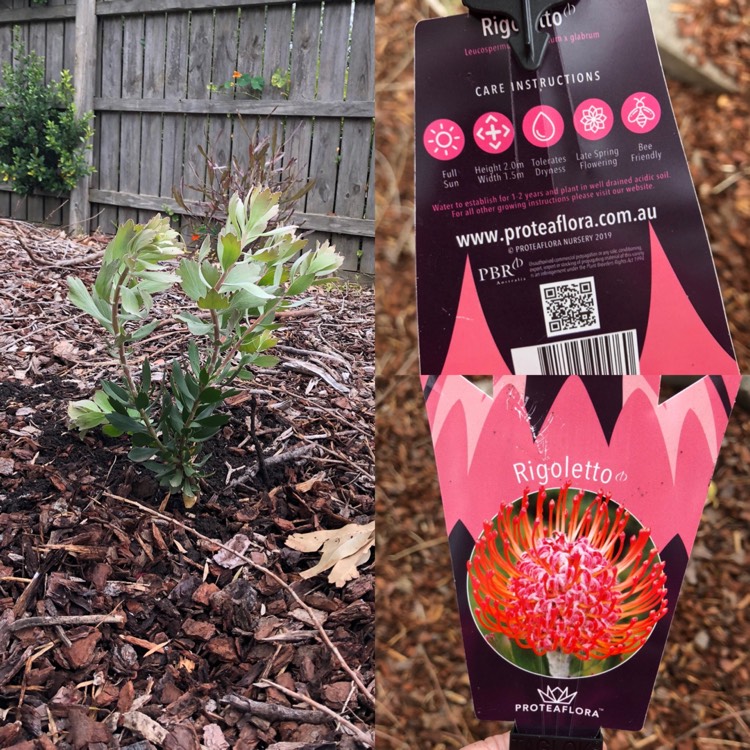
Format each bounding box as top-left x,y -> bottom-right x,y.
627,96 -> 657,130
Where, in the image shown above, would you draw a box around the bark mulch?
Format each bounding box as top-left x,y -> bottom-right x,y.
375,0 -> 750,748
0,220 -> 375,749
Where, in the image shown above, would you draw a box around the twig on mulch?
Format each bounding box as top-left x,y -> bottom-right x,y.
226,444 -> 316,490
103,492 -> 375,709
2,219 -> 106,268
673,709 -> 750,745
220,693 -> 330,724
256,678 -> 375,747
9,613 -> 126,632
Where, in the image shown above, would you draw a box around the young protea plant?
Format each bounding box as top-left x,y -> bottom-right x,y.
467,484 -> 668,678
67,187 -> 343,507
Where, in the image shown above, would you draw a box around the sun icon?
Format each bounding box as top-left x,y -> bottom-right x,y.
424,119 -> 465,161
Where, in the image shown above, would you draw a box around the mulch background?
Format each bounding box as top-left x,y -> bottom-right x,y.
375,1 -> 750,748
0,224 -> 375,748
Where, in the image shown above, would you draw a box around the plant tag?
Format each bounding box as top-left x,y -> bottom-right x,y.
413,0 -> 741,735
414,0 -> 736,377
422,374 -> 740,732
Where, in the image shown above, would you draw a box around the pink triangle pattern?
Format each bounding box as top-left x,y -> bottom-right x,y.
425,376 -> 735,552
440,258 -> 511,375
640,225 -> 738,374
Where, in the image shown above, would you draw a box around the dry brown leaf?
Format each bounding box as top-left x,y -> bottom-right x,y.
212,533 -> 251,569
285,522 -> 374,587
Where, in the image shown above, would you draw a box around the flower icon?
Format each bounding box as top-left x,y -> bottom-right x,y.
579,105 -> 608,134
467,484 -> 668,678
574,99 -> 614,140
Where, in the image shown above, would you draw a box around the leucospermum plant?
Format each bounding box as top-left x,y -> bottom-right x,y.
467,484 -> 668,678
67,188 -> 343,507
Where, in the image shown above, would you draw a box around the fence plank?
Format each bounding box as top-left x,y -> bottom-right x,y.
230,4 -> 265,173
305,1 -> 349,218
25,23 -> 47,223
95,14 -> 123,233
360,136 -> 375,277
70,0 -> 97,232
0,22 -> 11,219
203,7 -> 239,221
284,2 -> 321,201
98,0 -> 342,17
92,97 -> 372,117
88,188 -> 373,237
256,3 -> 292,149
0,6 -> 75,23
117,14 -> 144,225
160,10 -> 189,207
138,11 -> 167,223
181,10 -> 213,201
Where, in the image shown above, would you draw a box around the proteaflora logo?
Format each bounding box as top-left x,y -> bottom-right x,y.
515,686 -> 600,718
538,686 -> 577,706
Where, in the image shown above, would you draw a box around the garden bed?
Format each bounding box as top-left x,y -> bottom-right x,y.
0,220 -> 375,749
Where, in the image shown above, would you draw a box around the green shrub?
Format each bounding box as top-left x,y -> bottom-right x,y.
67,187 -> 343,507
0,29 -> 93,196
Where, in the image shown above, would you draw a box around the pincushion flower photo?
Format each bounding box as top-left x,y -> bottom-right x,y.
467,484 -> 668,679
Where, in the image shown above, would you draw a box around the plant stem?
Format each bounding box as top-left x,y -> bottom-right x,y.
250,395 -> 270,487
547,650 -> 571,679
111,267 -> 165,451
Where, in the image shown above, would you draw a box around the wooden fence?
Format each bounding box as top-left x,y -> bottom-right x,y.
0,0 -> 374,279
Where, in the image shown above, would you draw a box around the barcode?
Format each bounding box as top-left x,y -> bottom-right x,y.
511,330 -> 640,375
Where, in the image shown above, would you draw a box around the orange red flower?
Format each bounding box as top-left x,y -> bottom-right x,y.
468,484 -> 668,665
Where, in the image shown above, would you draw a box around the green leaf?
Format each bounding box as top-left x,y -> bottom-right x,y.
103,222 -> 136,264
67,399 -> 110,432
188,340 -> 201,378
251,355 -> 280,368
93,259 -> 121,300
217,231 -> 242,271
171,362 -> 195,407
175,312 -> 214,336
190,425 -> 224,441
134,391 -> 149,410
120,285 -> 141,315
287,273 -> 315,297
134,269 -> 180,293
179,258 -> 209,301
130,320 -> 160,341
141,358 -> 152,392
194,413 -> 230,429
131,431 -> 156,447
128,446 -> 157,462
101,380 -> 131,405
198,387 -> 224,405
106,412 -> 148,435
200,261 -> 221,288
197,289 -> 231,311
102,424 -> 124,437
236,369 -> 256,382
67,276 -> 111,328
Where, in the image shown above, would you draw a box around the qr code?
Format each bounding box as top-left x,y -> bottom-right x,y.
540,277 -> 600,337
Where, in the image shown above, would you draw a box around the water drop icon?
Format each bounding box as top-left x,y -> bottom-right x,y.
532,111 -> 556,142
523,105 -> 564,147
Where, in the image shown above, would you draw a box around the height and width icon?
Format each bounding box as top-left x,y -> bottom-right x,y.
473,112 -> 515,154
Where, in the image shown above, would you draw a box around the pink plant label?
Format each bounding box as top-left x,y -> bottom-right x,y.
421,374 -> 740,732
413,0 -> 741,736
414,0 -> 737,377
